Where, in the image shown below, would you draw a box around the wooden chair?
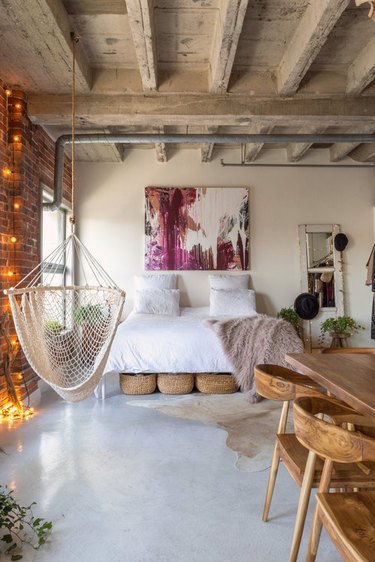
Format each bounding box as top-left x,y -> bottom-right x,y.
321,347 -> 375,354
254,364 -> 375,562
293,396 -> 375,562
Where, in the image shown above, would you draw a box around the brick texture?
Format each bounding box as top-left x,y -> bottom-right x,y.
0,80 -> 72,406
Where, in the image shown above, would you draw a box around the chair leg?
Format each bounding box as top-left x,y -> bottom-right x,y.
289,450 -> 317,562
262,440 -> 281,522
262,401 -> 290,522
305,459 -> 333,562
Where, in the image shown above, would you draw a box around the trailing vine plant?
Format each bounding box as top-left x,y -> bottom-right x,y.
0,485 -> 52,560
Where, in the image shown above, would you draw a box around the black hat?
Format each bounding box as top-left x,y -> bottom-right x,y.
294,293 -> 319,320
334,233 -> 348,252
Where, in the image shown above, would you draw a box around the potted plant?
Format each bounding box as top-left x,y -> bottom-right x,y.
73,304 -> 108,364
0,484 -> 52,559
44,320 -> 63,336
277,306 -> 302,338
319,316 -> 364,347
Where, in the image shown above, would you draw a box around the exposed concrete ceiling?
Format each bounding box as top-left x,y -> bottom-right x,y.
1,0 -> 375,162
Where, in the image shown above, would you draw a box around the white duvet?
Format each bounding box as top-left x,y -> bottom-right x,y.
105,307 -> 232,374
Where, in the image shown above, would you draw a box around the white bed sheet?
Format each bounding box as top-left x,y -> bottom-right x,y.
105,307 -> 232,374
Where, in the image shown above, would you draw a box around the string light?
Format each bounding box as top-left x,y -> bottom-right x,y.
7,271 -> 15,277
14,202 -> 20,210
14,103 -> 22,110
5,88 -> 12,97
13,134 -> 20,143
3,167 -> 12,177
10,236 -> 17,243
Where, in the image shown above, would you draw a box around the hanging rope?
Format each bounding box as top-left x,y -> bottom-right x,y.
70,32 -> 80,231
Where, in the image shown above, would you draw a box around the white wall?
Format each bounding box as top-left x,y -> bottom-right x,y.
76,148 -> 375,346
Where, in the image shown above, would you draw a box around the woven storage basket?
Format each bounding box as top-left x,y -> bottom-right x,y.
157,373 -> 194,394
195,373 -> 238,394
120,373 -> 157,395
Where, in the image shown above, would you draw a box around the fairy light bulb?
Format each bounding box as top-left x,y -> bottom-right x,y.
13,134 -> 20,143
14,202 -> 20,210
3,167 -> 12,178
10,236 -> 17,243
5,88 -> 12,97
14,103 -> 22,110
7,271 -> 14,277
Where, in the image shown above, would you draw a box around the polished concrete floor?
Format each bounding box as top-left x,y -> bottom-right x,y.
0,374 -> 340,562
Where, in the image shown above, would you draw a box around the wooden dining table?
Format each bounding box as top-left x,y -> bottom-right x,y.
285,352 -> 375,417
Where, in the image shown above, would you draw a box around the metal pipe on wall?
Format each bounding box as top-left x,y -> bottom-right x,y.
44,133 -> 375,211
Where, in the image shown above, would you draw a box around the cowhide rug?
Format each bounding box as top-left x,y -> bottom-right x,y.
128,393 -> 291,473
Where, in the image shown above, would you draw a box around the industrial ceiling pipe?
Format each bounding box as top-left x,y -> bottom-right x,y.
44,133 -> 375,211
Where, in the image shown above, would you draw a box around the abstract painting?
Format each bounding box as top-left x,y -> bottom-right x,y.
145,187 -> 249,270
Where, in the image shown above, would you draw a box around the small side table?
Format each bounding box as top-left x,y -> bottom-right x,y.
330,333 -> 348,348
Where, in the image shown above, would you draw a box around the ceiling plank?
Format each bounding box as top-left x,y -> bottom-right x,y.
201,126 -> 218,162
28,94 -> 375,128
286,126 -> 327,162
346,35 -> 375,94
63,0 -> 127,15
209,0 -> 249,93
244,124 -> 273,162
126,0 -> 157,91
277,0 -> 351,95
2,0 -> 92,92
349,143 -> 375,162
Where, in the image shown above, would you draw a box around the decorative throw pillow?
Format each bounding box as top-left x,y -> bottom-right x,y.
209,288 -> 257,317
134,289 -> 180,316
209,274 -> 249,291
135,274 -> 177,290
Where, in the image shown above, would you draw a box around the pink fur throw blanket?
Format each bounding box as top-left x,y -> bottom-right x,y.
206,315 -> 304,403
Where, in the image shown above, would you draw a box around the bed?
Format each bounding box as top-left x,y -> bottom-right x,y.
105,307 -> 232,375
100,274 -> 302,399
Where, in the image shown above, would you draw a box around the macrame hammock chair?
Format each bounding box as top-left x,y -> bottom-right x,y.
4,35 -> 125,402
5,238 -> 125,402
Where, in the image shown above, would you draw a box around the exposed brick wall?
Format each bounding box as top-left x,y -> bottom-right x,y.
0,79 -> 72,406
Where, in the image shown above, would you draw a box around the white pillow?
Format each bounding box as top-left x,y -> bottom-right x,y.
209,288 -> 257,317
134,289 -> 180,316
135,274 -> 177,290
209,274 -> 249,291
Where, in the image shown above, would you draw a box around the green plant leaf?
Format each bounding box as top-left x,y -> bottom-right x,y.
1,534 -> 13,543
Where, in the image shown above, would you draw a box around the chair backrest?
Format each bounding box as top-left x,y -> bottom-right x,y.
322,347 -> 375,354
254,364 -> 324,402
293,396 -> 375,464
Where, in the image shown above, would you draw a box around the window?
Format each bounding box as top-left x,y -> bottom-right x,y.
41,189 -> 71,286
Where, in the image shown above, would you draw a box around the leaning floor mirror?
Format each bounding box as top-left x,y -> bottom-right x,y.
298,224 -> 344,350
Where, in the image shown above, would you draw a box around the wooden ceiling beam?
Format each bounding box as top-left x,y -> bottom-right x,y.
126,0 -> 157,91
244,124 -> 273,162
277,0 -> 351,95
286,126 -> 327,162
1,0 -> 92,92
209,0 -> 249,93
348,143 -> 375,162
346,35 -> 375,94
28,94 -> 375,127
329,126 -> 374,161
201,127 -> 219,162
154,127 -> 167,162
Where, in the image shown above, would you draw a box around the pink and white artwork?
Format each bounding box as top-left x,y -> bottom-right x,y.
145,187 -> 249,271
